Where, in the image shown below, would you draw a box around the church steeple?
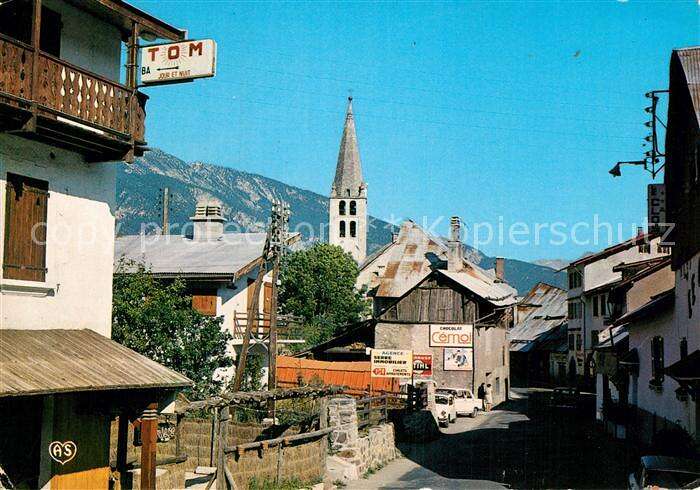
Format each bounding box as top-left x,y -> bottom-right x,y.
331,97 -> 366,199
329,97 -> 367,263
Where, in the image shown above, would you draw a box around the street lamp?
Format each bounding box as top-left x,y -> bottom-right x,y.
609,160 -> 647,177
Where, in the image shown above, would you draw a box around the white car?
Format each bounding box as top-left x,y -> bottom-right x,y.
437,388 -> 483,418
435,393 -> 456,427
629,456 -> 700,489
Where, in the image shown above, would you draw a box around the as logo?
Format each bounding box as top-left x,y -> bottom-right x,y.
49,441 -> 77,465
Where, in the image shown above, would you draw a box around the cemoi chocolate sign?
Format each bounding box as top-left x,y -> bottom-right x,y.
429,324 -> 473,348
371,349 -> 413,378
140,39 -> 217,85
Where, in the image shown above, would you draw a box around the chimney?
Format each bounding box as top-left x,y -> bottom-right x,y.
448,216 -> 462,272
495,257 -> 505,282
190,198 -> 225,240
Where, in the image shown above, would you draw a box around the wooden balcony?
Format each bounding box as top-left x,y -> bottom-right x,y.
0,34 -> 146,162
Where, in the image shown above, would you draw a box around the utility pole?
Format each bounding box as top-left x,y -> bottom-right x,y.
231,201 -> 290,393
161,187 -> 170,235
267,201 -> 290,397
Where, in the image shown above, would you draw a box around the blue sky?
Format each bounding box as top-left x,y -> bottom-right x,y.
133,0 -> 698,262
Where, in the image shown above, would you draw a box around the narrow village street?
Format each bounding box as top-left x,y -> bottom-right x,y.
348,389 -> 639,489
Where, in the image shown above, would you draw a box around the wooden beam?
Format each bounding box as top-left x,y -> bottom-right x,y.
27,0 -> 41,132
116,413 -> 129,481
139,403 -> 158,490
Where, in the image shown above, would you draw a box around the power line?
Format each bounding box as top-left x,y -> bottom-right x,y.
206,77 -> 643,128
175,90 -> 642,142
216,60 -> 641,113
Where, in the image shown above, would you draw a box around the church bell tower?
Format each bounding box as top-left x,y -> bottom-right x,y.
329,97 -> 367,263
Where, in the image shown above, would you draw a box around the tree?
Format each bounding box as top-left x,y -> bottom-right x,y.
112,260 -> 232,399
279,243 -> 369,349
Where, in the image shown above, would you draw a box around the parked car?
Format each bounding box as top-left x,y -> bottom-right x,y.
629,456 -> 700,489
437,388 -> 483,417
549,387 -> 580,410
435,393 -> 456,427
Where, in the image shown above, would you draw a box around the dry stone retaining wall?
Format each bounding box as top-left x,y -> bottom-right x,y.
326,396 -> 398,483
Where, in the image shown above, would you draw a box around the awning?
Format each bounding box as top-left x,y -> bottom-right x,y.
0,329 -> 192,397
666,350 -> 700,382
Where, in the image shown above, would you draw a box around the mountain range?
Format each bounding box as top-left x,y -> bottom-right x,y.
115,149 -> 566,295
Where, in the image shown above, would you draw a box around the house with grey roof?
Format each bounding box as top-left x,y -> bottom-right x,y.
510,282 -> 568,386
115,198 -> 303,387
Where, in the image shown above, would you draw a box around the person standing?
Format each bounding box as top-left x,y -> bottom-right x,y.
478,382 -> 486,400
484,383 -> 493,412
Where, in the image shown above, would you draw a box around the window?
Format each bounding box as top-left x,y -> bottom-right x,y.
567,301 -> 582,320
3,173 -> 48,282
40,7 -> 62,57
576,334 -> 582,351
192,292 -> 217,316
339,220 -> 346,238
591,330 -> 599,348
349,200 -> 357,215
568,270 -> 582,289
0,4 -> 61,57
339,200 -> 346,216
568,334 -> 575,350
600,294 -> 607,317
593,296 -> 599,317
651,336 -> 664,383
350,221 -> 356,238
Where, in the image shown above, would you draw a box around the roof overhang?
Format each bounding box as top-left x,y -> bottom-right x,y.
0,329 -> 192,397
65,0 -> 186,41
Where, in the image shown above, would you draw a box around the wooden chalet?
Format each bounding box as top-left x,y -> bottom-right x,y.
0,0 -> 185,162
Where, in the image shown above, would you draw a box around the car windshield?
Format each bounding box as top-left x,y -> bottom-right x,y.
645,470 -> 700,488
436,396 -> 449,404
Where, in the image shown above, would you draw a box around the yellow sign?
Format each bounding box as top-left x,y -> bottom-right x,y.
371,349 -> 413,378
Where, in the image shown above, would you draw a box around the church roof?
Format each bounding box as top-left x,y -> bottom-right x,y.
332,98 -> 365,198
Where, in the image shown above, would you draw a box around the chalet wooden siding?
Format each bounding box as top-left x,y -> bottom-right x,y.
3,173 -> 48,282
378,275 -> 478,324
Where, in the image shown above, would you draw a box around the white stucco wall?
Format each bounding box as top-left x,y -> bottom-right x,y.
629,308 -> 697,437
673,252 -> 700,352
44,0 -> 123,82
0,135 -> 116,335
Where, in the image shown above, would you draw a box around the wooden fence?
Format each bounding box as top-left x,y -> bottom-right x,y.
356,395 -> 389,430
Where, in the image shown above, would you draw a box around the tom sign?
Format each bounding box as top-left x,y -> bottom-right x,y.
371,349 -> 413,378
429,324 -> 474,348
140,39 -> 217,85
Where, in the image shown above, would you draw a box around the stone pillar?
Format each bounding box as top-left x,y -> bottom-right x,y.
328,396 -> 358,453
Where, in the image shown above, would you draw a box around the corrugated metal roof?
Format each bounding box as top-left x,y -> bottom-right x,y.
676,47 -> 700,127
510,282 -> 567,352
0,329 -> 191,397
374,221 -> 517,306
115,233 -> 270,276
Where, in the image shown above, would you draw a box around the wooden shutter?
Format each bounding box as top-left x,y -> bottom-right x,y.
651,336 -> 665,382
3,173 -> 48,282
192,292 -> 217,316
263,281 -> 272,318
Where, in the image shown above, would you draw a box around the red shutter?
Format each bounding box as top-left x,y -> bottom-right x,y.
3,174 -> 48,282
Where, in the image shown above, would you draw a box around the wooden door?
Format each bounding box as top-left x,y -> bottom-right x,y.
263,282 -> 273,319
51,467 -> 110,490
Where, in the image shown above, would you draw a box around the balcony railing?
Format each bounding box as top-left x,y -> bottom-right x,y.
0,33 -> 145,153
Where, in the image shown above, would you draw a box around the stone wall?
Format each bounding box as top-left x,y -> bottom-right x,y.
111,417 -> 325,489
326,396 -> 398,483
